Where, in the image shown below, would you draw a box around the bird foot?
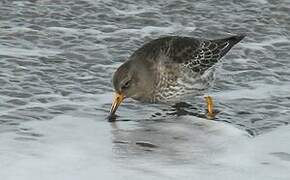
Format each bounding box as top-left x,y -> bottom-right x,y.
204,96 -> 217,119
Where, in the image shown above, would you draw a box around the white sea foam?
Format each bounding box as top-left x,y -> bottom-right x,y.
213,83 -> 290,100
0,115 -> 289,180
240,37 -> 288,50
0,45 -> 61,57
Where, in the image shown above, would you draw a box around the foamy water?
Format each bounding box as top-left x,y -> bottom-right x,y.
1,115 -> 290,180
0,0 -> 290,179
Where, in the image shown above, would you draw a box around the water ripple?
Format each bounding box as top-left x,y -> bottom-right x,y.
0,0 -> 289,136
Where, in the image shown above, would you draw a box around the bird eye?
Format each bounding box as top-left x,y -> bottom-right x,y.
121,80 -> 130,89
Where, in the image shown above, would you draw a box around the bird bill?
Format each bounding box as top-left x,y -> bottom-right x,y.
109,92 -> 125,116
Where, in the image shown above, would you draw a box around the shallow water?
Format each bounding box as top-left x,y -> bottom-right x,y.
0,0 -> 290,179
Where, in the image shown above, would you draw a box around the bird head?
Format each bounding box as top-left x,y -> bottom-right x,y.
108,59 -> 154,118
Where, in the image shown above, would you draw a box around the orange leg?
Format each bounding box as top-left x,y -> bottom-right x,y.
204,96 -> 216,119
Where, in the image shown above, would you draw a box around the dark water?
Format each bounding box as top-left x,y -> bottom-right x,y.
0,0 -> 290,179
1,0 -> 289,134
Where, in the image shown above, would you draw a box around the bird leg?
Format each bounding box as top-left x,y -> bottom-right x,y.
204,96 -> 215,118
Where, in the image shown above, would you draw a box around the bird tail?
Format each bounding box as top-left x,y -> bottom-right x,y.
224,34 -> 246,45
214,34 -> 246,57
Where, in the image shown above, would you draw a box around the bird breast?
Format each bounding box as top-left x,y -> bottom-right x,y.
152,65 -> 216,103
